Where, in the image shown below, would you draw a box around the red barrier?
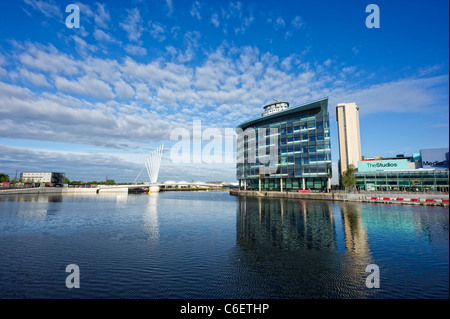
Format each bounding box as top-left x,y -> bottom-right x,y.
410,198 -> 419,202
298,190 -> 310,193
371,197 -> 377,200
396,198 -> 403,201
425,199 -> 434,202
383,197 -> 390,200
443,200 -> 449,203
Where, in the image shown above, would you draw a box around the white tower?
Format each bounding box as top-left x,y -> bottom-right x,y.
336,103 -> 362,175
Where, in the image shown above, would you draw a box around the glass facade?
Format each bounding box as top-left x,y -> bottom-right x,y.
236,98 -> 332,191
355,170 -> 449,192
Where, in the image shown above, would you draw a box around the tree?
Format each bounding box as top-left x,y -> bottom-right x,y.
0,174 -> 10,183
341,164 -> 356,190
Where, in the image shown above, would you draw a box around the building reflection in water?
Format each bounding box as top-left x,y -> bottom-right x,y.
237,196 -> 336,251
4,194 -> 64,218
340,203 -> 370,256
234,196 -> 375,298
143,193 -> 160,243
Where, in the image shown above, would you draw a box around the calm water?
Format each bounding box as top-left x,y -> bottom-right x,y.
0,191 -> 448,299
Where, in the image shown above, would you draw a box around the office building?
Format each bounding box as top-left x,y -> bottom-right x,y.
236,97 -> 332,191
355,148 -> 449,191
336,102 -> 362,175
21,172 -> 65,186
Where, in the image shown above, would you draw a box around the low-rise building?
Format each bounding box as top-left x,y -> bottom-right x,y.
355,148 -> 449,192
20,172 -> 65,187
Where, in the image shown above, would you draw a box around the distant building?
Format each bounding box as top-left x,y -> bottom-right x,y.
21,172 -> 65,187
355,149 -> 449,192
336,102 -> 362,175
420,148 -> 449,170
236,97 -> 332,191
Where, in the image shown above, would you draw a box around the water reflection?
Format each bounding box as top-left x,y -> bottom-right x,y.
143,193 -> 160,243
340,203 -> 370,256
237,197 -> 337,251
235,196 -> 376,298
0,194 -> 64,203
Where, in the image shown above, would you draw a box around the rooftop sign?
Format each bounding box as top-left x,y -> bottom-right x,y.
358,159 -> 409,172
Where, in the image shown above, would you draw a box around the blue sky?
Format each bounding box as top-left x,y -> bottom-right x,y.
0,0 -> 448,183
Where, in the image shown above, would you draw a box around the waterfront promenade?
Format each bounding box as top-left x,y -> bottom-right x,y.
230,190 -> 449,206
2,186 -> 448,206
0,185 -> 130,195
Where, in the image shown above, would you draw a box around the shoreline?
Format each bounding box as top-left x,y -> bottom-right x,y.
230,190 -> 450,207
1,187 -> 448,207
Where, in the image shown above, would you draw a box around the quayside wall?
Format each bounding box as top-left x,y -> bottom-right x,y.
230,190 -> 449,207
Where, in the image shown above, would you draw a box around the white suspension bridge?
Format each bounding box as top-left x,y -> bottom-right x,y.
97,144 -> 234,193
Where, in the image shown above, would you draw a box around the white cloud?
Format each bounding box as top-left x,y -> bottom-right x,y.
291,16 -> 304,29
342,66 -> 357,75
417,64 -> 443,77
165,0 -> 174,16
176,31 -> 202,63
19,68 -> 51,87
23,0 -> 62,18
190,1 -> 202,20
19,43 -> 79,75
94,29 -> 120,43
219,1 -> 254,34
0,80 -> 173,147
124,44 -> 147,56
149,21 -> 166,42
0,53 -> 5,66
330,75 -> 449,115
54,74 -> 115,100
210,13 -> 220,27
120,8 -> 144,42
0,145 -> 142,182
114,80 -> 135,99
94,3 -> 111,29
274,17 -> 285,30
72,35 -> 97,56
134,83 -> 153,104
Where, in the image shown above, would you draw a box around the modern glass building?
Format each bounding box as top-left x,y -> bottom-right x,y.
355,169 -> 449,192
355,148 -> 449,192
236,97 -> 332,191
